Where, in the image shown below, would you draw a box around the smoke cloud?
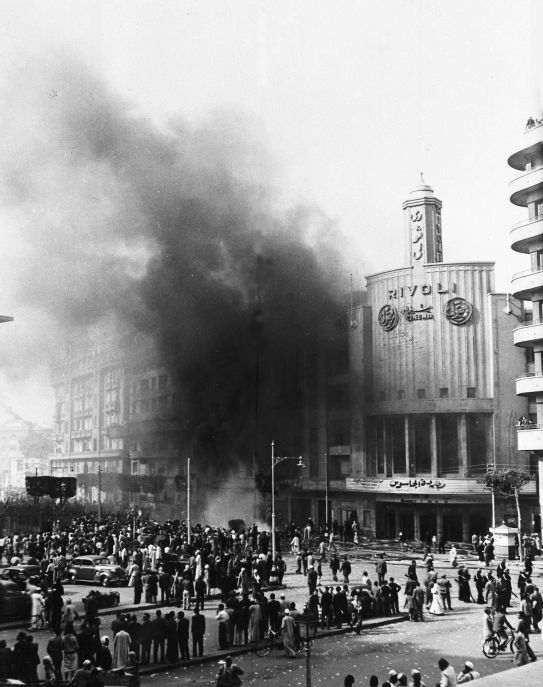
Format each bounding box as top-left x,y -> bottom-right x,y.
0,48 -> 347,476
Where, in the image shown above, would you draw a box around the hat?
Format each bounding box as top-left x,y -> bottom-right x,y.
218,660 -> 226,665
465,661 -> 474,670
410,669 -> 420,676
83,660 -> 92,667
389,670 -> 397,677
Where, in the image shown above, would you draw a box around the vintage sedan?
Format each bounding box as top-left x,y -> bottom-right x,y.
0,564 -> 41,583
67,556 -> 126,586
0,580 -> 31,620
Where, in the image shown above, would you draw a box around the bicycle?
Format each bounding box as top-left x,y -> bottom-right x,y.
482,630 -> 514,658
255,628 -> 304,657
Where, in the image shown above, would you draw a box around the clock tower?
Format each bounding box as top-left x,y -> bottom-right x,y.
402,174 -> 443,269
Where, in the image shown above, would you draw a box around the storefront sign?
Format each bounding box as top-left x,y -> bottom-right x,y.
387,283 -> 454,299
344,477 -> 529,496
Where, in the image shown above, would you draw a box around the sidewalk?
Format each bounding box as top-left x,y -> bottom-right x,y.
135,613 -> 408,676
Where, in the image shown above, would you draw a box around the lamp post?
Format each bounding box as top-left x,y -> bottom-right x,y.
270,440 -> 304,565
324,452 -> 329,531
296,612 -> 319,687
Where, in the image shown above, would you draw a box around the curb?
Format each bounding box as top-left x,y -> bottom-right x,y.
136,614 -> 408,675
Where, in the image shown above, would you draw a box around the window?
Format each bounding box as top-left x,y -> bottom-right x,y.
362,510 -> 371,528
140,379 -> 149,393
397,390 -> 405,400
467,387 -> 476,398
380,391 -> 387,401
416,388 -> 426,399
439,388 -> 449,398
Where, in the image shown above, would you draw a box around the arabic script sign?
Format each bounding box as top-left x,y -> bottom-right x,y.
343,477 -> 502,496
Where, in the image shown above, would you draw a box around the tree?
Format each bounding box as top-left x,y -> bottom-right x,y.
483,467 -> 531,562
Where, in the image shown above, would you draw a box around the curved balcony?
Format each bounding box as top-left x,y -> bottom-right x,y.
508,124 -> 543,170
517,424 -> 543,451
513,321 -> 543,347
510,215 -> 543,253
511,267 -> 543,300
509,165 -> 543,206
515,372 -> 543,396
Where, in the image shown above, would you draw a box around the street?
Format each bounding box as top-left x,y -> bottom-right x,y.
1,548 -> 540,686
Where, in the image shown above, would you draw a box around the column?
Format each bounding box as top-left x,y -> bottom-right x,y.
430,415 -> 438,476
413,510 -> 421,541
458,414 -> 468,477
394,508 -> 401,538
461,508 -> 470,542
404,416 -> 410,475
436,506 -> 444,540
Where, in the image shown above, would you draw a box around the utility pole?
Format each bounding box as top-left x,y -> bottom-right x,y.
97,466 -> 102,521
324,453 -> 329,530
186,457 -> 191,546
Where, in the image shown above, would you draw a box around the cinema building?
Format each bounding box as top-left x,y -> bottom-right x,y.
298,179 -> 538,541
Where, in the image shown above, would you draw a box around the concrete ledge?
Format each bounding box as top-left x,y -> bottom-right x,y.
466,660 -> 540,686
136,614 -> 408,675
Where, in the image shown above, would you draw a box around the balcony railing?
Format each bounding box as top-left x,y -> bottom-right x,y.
511,214 -> 543,230
512,266 -> 543,281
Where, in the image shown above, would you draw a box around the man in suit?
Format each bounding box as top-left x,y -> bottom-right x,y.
151,609 -> 166,663
140,613 -> 153,665
176,611 -> 190,660
191,607 -> 206,658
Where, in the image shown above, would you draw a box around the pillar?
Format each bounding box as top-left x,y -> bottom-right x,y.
413,511 -> 421,541
462,508 -> 470,543
430,415 -> 438,476
436,506 -> 444,540
394,508 -> 401,538
458,414 -> 468,478
404,416 -> 410,475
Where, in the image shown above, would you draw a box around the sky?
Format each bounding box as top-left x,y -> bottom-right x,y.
0,0 -> 541,425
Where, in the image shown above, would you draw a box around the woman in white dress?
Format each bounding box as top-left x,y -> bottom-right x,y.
428,581 -> 445,615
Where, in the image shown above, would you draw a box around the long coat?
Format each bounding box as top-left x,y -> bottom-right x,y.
113,629 -> 131,669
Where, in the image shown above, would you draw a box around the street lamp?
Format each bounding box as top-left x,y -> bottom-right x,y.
296,612 -> 319,687
270,440 -> 304,565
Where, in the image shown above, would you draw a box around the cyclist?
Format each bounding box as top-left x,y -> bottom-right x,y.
492,606 -> 513,650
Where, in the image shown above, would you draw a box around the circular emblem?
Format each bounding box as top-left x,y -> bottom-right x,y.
378,305 -> 400,331
444,297 -> 473,325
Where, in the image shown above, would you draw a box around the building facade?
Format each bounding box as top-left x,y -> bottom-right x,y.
509,117 -> 543,536
295,179 -> 538,541
49,329 -> 190,516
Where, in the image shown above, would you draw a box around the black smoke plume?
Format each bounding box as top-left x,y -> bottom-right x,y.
0,49 -> 347,476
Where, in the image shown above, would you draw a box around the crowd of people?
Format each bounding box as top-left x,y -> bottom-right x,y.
343,658 -> 481,687
0,514 -> 540,685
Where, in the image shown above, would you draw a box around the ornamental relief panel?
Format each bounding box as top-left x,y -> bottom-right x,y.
411,209 -> 424,261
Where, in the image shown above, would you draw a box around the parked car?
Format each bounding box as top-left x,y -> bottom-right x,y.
0,580 -> 31,620
67,556 -> 126,587
83,589 -> 120,610
0,564 -> 41,582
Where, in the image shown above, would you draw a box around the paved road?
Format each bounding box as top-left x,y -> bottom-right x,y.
2,548 -> 541,685
138,602 -> 543,687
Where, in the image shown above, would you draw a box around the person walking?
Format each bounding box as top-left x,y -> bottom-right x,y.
61,629 -> 79,682
428,582 -> 445,616
46,630 -> 63,681
376,554 -> 387,585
